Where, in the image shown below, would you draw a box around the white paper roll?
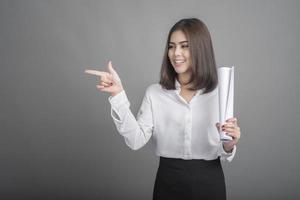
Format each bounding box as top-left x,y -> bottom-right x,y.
218,66 -> 234,142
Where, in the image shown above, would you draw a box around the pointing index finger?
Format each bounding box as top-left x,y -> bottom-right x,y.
85,69 -> 108,77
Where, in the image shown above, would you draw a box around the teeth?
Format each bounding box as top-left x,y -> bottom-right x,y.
175,60 -> 185,64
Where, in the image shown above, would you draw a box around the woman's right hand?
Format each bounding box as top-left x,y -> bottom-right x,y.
85,61 -> 124,96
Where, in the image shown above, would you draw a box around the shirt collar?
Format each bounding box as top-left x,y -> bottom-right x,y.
175,78 -> 181,90
174,78 -> 204,95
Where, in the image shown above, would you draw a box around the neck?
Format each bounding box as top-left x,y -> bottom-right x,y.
177,71 -> 192,86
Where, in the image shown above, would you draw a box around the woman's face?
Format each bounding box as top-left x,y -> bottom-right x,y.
168,30 -> 192,75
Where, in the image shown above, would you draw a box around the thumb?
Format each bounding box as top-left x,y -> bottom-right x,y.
107,61 -> 118,76
107,61 -> 121,83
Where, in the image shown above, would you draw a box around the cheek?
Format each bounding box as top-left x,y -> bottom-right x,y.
168,54 -> 174,66
185,51 -> 191,59
168,50 -> 173,59
186,54 -> 192,64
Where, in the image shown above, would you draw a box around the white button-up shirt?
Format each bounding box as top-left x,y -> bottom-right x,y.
108,79 -> 236,162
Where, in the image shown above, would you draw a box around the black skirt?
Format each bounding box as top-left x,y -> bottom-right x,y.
153,156 -> 226,200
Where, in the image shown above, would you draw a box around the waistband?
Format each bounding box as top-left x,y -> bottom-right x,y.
159,156 -> 221,170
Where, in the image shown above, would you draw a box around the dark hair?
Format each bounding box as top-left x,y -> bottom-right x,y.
159,18 -> 218,94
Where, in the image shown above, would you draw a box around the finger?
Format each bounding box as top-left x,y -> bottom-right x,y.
227,132 -> 240,141
226,117 -> 237,123
100,78 -> 113,85
224,131 -> 236,139
101,75 -> 111,83
98,85 -> 112,93
226,117 -> 238,127
97,85 -> 111,92
223,125 -> 240,132
107,61 -> 118,76
100,81 -> 112,87
107,61 -> 121,83
234,119 -> 238,127
226,130 -> 240,140
99,73 -> 114,83
85,69 -> 108,77
223,123 -> 235,128
223,127 -> 235,132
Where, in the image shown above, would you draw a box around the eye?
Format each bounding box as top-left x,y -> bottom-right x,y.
168,45 -> 174,49
182,44 -> 189,48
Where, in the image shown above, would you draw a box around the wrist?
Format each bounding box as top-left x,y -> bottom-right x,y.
111,89 -> 124,97
223,143 -> 234,153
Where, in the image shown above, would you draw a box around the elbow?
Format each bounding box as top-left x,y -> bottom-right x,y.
123,129 -> 150,151
125,140 -> 143,151
129,142 -> 144,151
130,145 -> 142,151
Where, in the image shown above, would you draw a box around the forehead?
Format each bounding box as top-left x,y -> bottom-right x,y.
169,30 -> 188,43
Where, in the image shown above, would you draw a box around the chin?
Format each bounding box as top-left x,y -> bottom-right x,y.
174,67 -> 189,74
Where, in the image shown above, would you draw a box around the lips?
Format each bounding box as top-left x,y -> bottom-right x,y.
173,58 -> 185,62
173,59 -> 186,67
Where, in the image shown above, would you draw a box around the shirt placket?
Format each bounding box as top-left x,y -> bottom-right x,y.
183,105 -> 192,159
174,80 -> 199,159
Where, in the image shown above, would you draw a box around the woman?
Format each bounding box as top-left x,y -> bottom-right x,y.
85,18 -> 241,200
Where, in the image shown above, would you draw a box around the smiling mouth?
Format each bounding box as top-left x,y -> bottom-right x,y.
173,60 -> 185,67
174,60 -> 185,64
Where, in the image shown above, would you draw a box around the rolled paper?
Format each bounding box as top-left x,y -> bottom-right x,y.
218,66 -> 234,142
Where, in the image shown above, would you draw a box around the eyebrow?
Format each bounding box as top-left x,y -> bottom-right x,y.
168,41 -> 188,45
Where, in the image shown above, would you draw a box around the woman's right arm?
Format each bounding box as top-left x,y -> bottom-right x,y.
85,61 -> 154,150
108,89 -> 154,150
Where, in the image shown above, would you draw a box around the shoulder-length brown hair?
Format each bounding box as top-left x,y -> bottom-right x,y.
159,18 -> 218,94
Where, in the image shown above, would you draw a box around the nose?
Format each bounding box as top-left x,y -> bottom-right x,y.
174,46 -> 182,56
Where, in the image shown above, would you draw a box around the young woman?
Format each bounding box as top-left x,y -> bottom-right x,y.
85,18 -> 241,200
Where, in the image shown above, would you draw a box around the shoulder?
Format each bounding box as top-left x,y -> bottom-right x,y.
200,84 -> 218,99
145,83 -> 162,94
143,83 -> 164,99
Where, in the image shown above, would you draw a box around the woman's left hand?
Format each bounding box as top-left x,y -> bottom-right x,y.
216,117 -> 241,153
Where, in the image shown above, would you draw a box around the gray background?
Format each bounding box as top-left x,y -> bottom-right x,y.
1,0 -> 300,199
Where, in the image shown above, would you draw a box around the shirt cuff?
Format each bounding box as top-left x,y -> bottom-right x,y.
108,90 -> 130,109
220,144 -> 237,162
108,90 -> 130,123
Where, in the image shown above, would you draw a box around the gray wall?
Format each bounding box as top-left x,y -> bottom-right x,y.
1,0 -> 300,199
